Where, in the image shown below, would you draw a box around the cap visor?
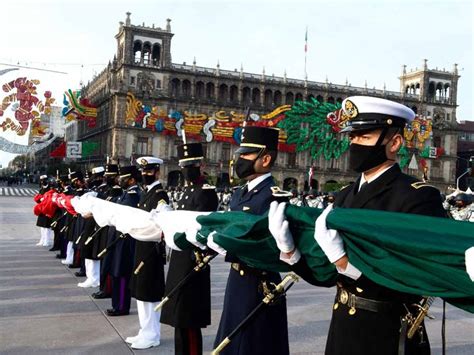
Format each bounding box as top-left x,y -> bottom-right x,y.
179,159 -> 202,167
235,146 -> 261,154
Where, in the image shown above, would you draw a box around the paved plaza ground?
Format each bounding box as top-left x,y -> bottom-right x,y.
0,194 -> 472,354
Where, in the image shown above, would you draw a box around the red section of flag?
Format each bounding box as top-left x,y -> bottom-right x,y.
50,141 -> 66,158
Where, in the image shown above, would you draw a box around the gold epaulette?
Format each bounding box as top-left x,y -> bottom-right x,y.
411,181 -> 437,190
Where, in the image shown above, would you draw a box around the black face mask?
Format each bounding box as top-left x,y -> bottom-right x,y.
182,166 -> 201,182
106,176 -> 116,186
119,178 -> 130,189
142,174 -> 156,186
349,143 -> 389,173
235,156 -> 258,179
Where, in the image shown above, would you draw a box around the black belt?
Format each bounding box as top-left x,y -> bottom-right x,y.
231,263 -> 267,278
335,286 -> 394,314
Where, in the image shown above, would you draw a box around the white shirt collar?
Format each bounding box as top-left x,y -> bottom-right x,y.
247,172 -> 272,191
359,164 -> 395,191
127,184 -> 138,191
146,180 -> 161,191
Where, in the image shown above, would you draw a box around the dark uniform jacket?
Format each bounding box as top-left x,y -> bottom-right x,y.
35,186 -> 52,228
161,180 -> 219,328
110,185 -> 140,277
95,185 -> 123,262
326,164 -> 446,355
214,175 -> 289,355
129,182 -> 169,302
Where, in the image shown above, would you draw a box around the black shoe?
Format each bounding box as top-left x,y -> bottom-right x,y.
106,308 -> 129,316
91,291 -> 111,299
74,271 -> 86,277
49,247 -> 59,252
68,264 -> 80,269
55,254 -> 63,259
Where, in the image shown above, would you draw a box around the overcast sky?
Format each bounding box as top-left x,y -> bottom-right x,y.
0,0 -> 472,168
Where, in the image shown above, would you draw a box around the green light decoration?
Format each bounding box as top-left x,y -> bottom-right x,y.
278,99 -> 349,160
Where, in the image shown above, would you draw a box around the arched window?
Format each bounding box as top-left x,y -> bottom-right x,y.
218,84 -> 228,102
264,89 -> 273,109
142,42 -> 152,65
307,94 -> 315,101
415,83 -> 420,95
242,87 -> 251,105
274,91 -> 282,106
327,96 -> 335,104
316,95 -> 324,103
285,92 -> 294,105
229,85 -> 238,103
170,78 -> 180,97
336,97 -> 343,104
295,93 -> 304,102
182,80 -> 191,97
252,88 -> 261,105
435,82 -> 443,100
444,84 -> 450,99
206,82 -> 215,99
133,40 -> 142,64
195,81 -> 204,99
152,44 -> 161,66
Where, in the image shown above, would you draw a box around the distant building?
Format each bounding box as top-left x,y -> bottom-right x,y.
456,120 -> 474,190
76,12 -> 460,191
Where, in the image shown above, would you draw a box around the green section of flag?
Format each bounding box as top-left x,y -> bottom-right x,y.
178,206 -> 474,313
82,141 -> 99,157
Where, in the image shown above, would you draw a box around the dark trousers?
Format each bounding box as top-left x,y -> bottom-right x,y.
99,272 -> 112,295
112,276 -> 131,312
175,327 -> 202,355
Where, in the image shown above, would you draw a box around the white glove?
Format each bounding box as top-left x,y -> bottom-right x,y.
268,201 -> 295,253
314,204 -> 345,263
207,232 -> 227,256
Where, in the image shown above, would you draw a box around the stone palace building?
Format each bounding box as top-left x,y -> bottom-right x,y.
78,12 -> 460,191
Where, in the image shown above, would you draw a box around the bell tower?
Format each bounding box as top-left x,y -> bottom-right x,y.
114,12 -> 174,69
399,59 -> 460,123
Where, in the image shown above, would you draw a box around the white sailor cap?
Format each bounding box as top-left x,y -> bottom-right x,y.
340,96 -> 415,133
40,175 -> 48,180
91,166 -> 105,175
136,156 -> 164,170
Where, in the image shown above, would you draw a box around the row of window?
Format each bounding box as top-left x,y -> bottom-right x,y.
169,79 -> 344,107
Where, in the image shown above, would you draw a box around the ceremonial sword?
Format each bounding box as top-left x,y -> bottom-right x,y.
212,272 -> 299,355
154,251 -> 217,312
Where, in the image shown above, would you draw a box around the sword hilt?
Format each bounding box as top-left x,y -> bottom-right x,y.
97,248 -> 107,258
134,261 -> 145,275
154,296 -> 169,312
211,337 -> 231,355
263,272 -> 299,304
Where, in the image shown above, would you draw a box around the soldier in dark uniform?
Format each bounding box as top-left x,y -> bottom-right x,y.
212,126 -> 290,355
161,142 -> 219,355
77,166 -> 106,288
35,175 -> 53,247
105,165 -> 141,316
61,171 -> 86,267
126,156 -> 169,350
92,163 -> 122,299
270,96 -> 447,355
